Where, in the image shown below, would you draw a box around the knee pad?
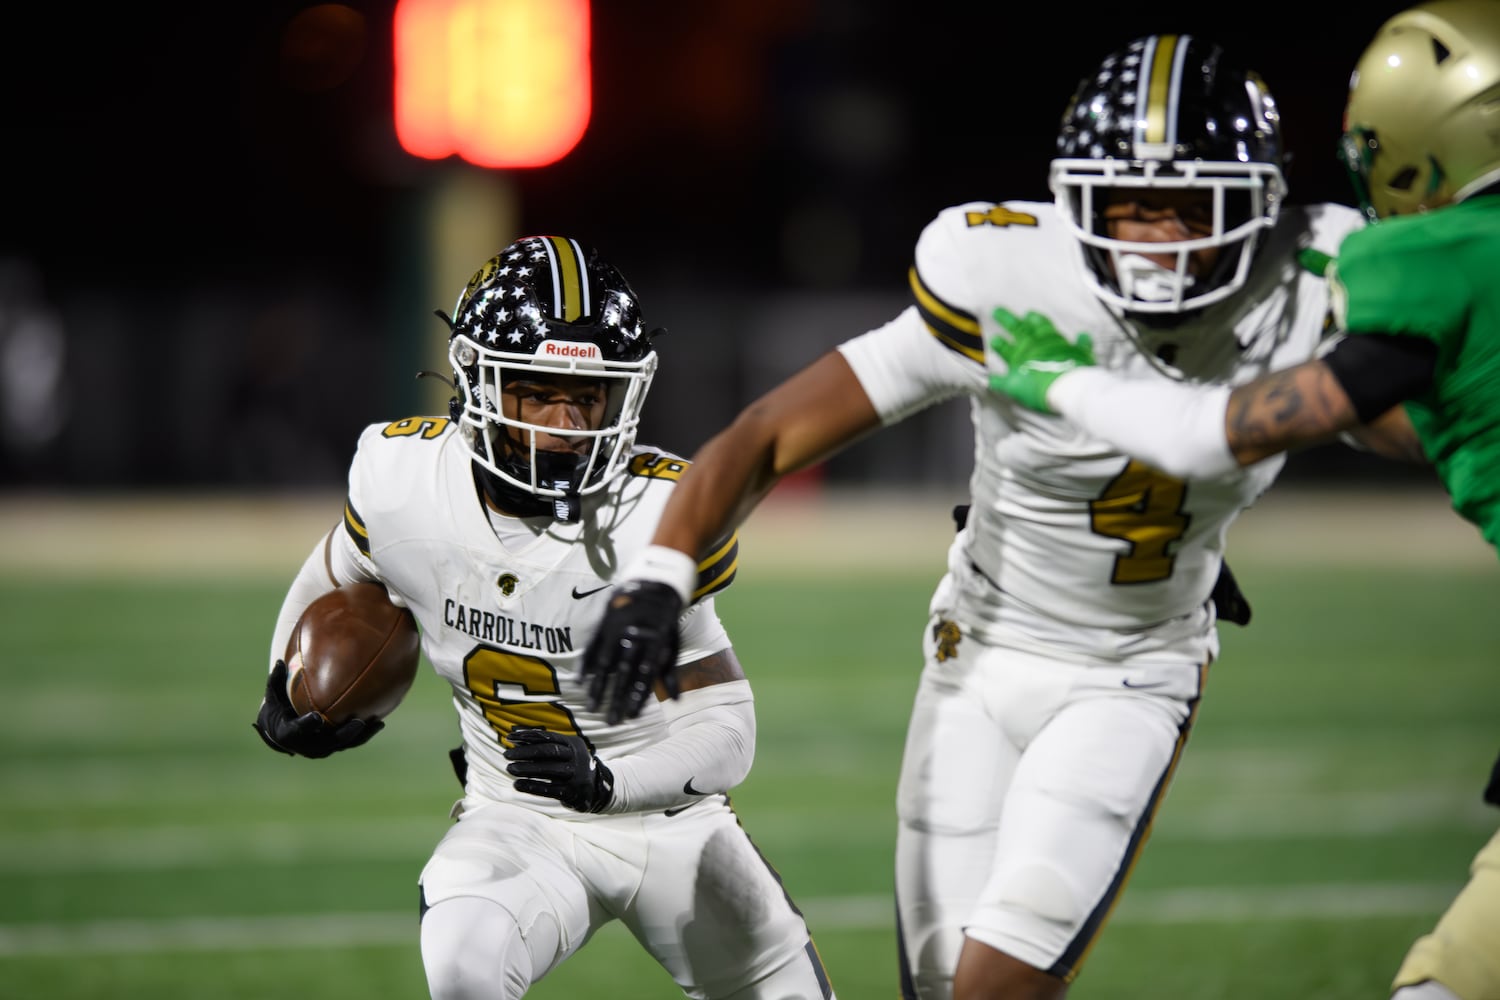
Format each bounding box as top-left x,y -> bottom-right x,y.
422,896 -> 558,1000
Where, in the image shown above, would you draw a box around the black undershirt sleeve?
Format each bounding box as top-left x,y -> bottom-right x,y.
1321,334 -> 1439,423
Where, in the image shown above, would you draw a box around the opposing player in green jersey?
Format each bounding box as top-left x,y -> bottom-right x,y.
985,3 -> 1500,998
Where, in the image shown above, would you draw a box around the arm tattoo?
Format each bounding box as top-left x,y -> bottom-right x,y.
1224,362 -> 1360,465
670,648 -> 746,694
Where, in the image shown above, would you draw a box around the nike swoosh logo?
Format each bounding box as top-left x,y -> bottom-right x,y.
570,583 -> 611,600
1122,678 -> 1171,690
664,779 -> 711,817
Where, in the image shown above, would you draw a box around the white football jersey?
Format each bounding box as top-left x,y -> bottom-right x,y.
841,198 -> 1362,664
324,415 -> 739,819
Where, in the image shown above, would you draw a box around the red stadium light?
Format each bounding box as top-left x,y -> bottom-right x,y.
394,0 -> 590,168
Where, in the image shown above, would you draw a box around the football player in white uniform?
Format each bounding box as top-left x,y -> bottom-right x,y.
579,36 -> 1362,1000
985,7 -> 1500,1000
252,236 -> 836,1000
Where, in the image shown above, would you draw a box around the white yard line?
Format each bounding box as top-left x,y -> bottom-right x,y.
0,820 -> 447,873
0,487 -> 1492,576
1,799 -> 1493,874
0,883 -> 1463,957
1113,882 -> 1461,923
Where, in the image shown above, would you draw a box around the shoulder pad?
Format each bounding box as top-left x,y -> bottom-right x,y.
626,451 -> 691,482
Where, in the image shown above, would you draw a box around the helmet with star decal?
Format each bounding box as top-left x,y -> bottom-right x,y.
446,235 -> 662,520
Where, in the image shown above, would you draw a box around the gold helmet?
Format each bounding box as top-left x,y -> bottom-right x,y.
1341,0 -> 1500,220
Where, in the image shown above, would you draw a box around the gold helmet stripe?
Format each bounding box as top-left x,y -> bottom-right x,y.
1140,34 -> 1188,148
539,235 -> 589,322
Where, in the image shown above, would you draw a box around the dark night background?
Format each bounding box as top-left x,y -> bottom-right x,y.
0,0 -> 1429,492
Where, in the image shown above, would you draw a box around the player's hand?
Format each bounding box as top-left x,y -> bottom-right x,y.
579,579 -> 683,724
505,728 -> 616,813
1296,247 -> 1334,277
988,307 -> 1096,414
252,659 -> 383,759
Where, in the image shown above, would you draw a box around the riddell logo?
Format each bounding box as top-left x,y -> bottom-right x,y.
538,341 -> 602,359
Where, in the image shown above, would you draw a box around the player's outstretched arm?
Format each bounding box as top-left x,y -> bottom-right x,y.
1220,361 -> 1362,465
1344,405 -> 1427,464
1005,357 -> 1361,479
653,349 -> 882,557
984,303 -> 1387,475
580,351 -> 881,723
1024,326 -> 1436,478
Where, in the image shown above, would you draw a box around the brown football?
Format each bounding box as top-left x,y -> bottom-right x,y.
285,583 -> 421,724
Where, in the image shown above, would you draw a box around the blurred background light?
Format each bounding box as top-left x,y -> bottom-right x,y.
394,0 -> 591,168
0,0 -> 1431,493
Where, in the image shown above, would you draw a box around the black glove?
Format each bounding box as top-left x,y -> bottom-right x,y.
1210,560 -> 1252,627
253,659 -> 384,759
504,728 -> 615,813
1484,747 -> 1500,808
579,579 -> 683,724
449,745 -> 469,788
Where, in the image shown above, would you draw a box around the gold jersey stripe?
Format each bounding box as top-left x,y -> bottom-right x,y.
697,533 -> 736,573
343,498 -> 370,557
909,267 -> 983,364
693,562 -> 737,601
693,533 -> 739,601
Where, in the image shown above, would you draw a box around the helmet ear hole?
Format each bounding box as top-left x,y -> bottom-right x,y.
1388,166 -> 1419,191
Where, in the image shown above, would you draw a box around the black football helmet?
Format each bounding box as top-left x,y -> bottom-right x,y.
1051,34 -> 1288,313
447,236 -> 660,520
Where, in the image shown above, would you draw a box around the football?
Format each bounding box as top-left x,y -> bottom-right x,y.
285,583 -> 421,724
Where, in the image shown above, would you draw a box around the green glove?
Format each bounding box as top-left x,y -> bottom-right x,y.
988,308 -> 1096,414
1295,247 -> 1333,277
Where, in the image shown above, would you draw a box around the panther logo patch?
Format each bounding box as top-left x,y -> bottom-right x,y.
933,618 -> 962,662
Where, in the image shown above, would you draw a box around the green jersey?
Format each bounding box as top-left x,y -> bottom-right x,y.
1331,193 -> 1500,552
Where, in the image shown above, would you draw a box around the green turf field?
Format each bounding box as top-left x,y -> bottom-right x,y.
1,493 -> 1496,999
